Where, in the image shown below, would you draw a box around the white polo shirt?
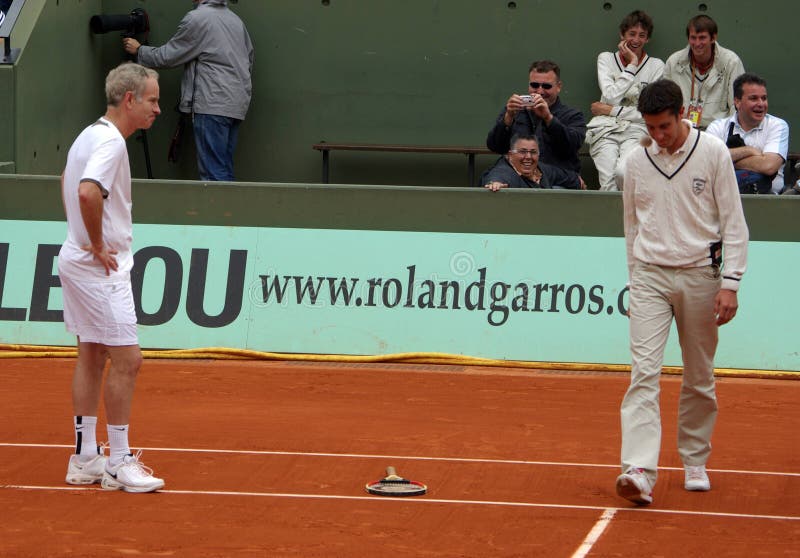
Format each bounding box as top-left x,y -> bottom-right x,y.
58,117 -> 134,281
706,113 -> 789,194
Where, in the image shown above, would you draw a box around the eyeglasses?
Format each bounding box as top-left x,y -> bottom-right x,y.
529,82 -> 555,90
509,149 -> 539,156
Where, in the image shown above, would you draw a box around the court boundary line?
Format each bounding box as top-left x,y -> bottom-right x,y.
1,442 -> 797,478
1,484 -> 798,522
571,508 -> 617,558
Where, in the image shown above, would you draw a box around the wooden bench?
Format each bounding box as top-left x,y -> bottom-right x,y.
312,142 -> 494,186
310,144 -> 799,189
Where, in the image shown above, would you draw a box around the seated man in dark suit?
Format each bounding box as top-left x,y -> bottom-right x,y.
481,134 -> 585,191
486,60 -> 587,173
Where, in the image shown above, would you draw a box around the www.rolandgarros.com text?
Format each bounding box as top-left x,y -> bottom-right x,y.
259,265 -> 629,327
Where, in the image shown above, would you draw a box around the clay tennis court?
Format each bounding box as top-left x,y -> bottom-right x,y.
1,356 -> 798,557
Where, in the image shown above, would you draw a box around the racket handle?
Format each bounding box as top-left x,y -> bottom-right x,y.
386,466 -> 397,477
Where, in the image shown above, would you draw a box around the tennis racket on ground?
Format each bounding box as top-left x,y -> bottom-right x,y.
365,466 -> 427,497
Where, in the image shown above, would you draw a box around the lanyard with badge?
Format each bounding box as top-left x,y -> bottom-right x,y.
687,63 -> 705,127
687,50 -> 713,127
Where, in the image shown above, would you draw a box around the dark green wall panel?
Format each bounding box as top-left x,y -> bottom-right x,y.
3,0 -> 798,187
1,175 -> 797,241
0,67 -> 14,172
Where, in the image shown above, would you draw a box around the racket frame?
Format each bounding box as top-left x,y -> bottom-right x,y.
365,466 -> 427,497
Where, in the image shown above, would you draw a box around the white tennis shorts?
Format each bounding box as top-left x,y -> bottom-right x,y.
61,276 -> 138,346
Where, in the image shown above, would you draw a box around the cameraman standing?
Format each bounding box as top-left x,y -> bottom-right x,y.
123,0 -> 254,182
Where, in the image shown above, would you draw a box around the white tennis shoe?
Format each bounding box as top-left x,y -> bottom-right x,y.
684,465 -> 711,491
101,450 -> 165,493
615,467 -> 653,505
66,452 -> 107,485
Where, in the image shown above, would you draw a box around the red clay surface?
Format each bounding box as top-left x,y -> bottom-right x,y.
1,358 -> 798,557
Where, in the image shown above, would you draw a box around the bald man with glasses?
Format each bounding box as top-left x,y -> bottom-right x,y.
487,59 -> 587,173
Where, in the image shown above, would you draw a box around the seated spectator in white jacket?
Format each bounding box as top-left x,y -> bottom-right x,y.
663,14 -> 745,129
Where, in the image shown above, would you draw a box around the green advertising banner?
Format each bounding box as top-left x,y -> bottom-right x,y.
0,220 -> 797,370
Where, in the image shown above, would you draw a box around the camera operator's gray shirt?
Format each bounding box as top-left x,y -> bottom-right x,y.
136,0 -> 253,121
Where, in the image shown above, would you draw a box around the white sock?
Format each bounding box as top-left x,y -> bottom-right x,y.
106,424 -> 131,466
74,416 -> 98,457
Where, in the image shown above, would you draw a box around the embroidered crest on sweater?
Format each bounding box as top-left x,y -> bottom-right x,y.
692,178 -> 706,195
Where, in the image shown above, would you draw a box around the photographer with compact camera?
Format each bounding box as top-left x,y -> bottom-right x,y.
706,72 -> 789,194
123,0 -> 254,182
486,59 -> 586,173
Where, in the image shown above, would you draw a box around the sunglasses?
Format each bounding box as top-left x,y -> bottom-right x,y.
529,82 -> 555,90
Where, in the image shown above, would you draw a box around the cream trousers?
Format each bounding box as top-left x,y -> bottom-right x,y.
620,262 -> 721,486
588,130 -> 642,192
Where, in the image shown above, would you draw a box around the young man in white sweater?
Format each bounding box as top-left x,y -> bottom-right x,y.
586,10 -> 664,191
616,79 -> 749,505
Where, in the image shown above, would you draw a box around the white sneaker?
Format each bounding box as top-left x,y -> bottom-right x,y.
66,451 -> 107,485
684,465 -> 711,491
101,450 -> 165,493
615,467 -> 653,505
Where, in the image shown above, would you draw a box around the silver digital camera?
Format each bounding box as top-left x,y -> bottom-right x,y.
519,94 -> 534,105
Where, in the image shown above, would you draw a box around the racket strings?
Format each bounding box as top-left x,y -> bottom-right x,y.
366,480 -> 426,496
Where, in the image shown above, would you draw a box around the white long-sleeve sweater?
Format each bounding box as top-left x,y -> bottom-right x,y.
586,52 -> 665,141
623,120 -> 749,291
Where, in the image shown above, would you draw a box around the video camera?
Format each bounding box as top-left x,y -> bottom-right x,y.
89,8 -> 149,38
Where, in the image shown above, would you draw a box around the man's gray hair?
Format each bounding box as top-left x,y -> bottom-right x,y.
105,62 -> 159,106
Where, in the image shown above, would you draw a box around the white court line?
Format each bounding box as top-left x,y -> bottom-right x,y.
1,442 -> 798,477
571,508 -> 617,558
2,484 -> 799,522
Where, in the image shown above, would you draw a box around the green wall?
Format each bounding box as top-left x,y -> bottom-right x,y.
1,0 -> 797,186
0,65 -> 13,173
2,0 -> 105,176
1,174 -> 797,241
